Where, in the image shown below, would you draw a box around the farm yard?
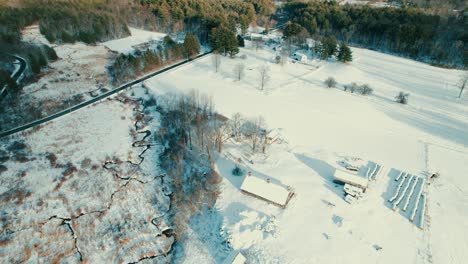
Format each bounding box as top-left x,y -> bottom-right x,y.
145,40 -> 468,263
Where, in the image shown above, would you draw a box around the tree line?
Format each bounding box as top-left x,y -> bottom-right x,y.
0,0 -> 275,84
109,33 -> 200,84
0,1 -> 134,45
281,1 -> 467,68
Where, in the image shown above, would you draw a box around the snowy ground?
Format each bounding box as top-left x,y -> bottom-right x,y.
145,42 -> 468,263
1,26 -> 172,132
0,93 -> 174,262
0,25 -> 115,131
102,27 -> 167,54
21,25 -> 112,101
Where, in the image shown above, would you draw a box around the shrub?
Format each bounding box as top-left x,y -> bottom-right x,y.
46,152 -> 59,167
275,55 -> 281,64
324,77 -> 337,88
0,165 -> 7,174
395,92 -> 410,104
232,165 -> 244,176
143,95 -> 157,108
81,158 -> 92,169
358,84 -> 373,95
7,141 -> 28,152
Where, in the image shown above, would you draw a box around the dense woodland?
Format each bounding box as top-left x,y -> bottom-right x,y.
281,1 -> 467,67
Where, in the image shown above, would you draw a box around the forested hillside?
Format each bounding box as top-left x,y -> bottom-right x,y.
282,1 -> 467,68
1,0 -> 274,45
0,0 -> 275,83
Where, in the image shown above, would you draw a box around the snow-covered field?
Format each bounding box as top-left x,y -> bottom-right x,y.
1,26 -> 171,132
21,25 -> 112,101
103,27 -> 167,54
0,95 -> 174,262
145,43 -> 468,263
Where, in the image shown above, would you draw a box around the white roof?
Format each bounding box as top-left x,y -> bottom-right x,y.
241,175 -> 291,206
334,169 -> 368,188
223,251 -> 246,264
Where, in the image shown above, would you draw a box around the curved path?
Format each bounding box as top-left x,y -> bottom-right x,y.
0,51 -> 212,138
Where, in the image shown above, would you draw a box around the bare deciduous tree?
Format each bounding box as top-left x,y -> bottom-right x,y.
261,129 -> 281,154
234,63 -> 245,81
213,114 -> 231,153
253,38 -> 264,52
458,72 -> 467,98
230,112 -> 243,142
242,116 -> 265,152
280,49 -> 288,67
258,65 -> 270,91
212,52 -> 221,73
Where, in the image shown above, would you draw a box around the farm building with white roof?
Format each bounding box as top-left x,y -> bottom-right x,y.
240,173 -> 294,208
333,168 -> 369,190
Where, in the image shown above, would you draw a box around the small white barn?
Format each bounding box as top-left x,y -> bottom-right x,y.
223,251 -> 246,264
333,168 -> 369,190
292,52 -> 307,62
240,174 -> 294,208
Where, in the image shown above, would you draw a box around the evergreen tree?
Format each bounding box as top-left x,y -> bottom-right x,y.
211,25 -> 239,57
319,36 -> 337,60
183,32 -> 201,59
337,43 -> 352,63
237,35 -> 245,47
283,22 -> 305,39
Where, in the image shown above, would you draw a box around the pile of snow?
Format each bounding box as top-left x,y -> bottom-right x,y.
102,27 -> 166,54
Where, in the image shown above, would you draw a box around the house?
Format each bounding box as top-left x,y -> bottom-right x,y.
223,251 -> 247,264
240,172 -> 294,208
292,52 -> 307,62
306,38 -> 317,50
333,168 -> 369,190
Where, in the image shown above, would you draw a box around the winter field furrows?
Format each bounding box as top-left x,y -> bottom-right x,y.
145,42 -> 468,263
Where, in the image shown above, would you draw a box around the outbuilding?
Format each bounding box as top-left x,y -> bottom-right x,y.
333,168 -> 369,190
292,52 -> 307,62
240,173 -> 294,208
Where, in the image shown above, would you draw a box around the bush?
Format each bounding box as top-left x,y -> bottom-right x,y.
144,95 -> 157,108
7,141 -> 28,152
395,92 -> 410,104
232,165 -> 244,176
324,77 -> 337,88
0,165 -> 7,174
358,84 -> 373,95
